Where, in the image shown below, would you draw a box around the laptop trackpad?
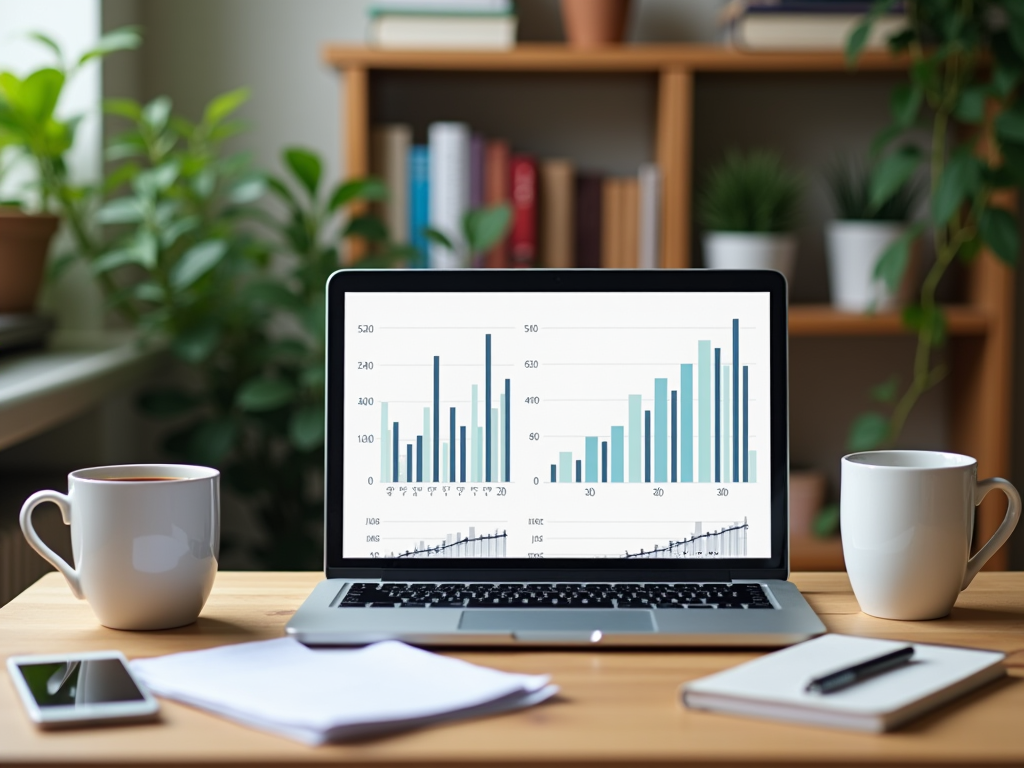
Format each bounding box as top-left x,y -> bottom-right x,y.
459,610 -> 654,633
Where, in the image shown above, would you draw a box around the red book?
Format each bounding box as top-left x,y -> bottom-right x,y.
509,153 -> 537,268
484,140 -> 510,268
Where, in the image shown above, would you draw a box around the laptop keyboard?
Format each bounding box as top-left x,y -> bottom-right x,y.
339,582 -> 774,609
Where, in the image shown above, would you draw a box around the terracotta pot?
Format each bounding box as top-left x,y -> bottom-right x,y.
560,0 -> 632,48
0,210 -> 59,313
790,470 -> 827,539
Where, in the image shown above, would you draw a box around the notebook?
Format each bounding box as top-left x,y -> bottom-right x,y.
681,634 -> 1006,732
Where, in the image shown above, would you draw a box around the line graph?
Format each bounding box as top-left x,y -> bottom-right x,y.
622,519 -> 748,559
390,527 -> 508,558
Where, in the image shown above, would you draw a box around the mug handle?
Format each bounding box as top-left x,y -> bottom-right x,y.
19,490 -> 83,599
962,477 -> 1022,590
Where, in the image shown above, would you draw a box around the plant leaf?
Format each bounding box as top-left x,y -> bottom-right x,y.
289,404 -> 325,451
953,85 -> 986,125
890,83 -> 922,129
870,376 -> 899,403
931,148 -> 980,225
284,147 -> 321,196
979,206 -> 1019,266
873,221 -> 922,292
170,239 -> 228,290
236,378 -> 296,412
228,173 -> 266,204
869,145 -> 921,212
996,103 -> 1024,145
424,227 -> 454,250
328,176 -> 388,210
142,96 -> 172,134
104,98 -> 142,121
19,69 -> 64,125
77,26 -> 142,66
464,203 -> 512,253
29,32 -> 64,70
173,322 -> 221,363
812,503 -> 841,538
845,0 -> 899,66
203,87 -> 249,127
847,412 -> 890,451
186,418 -> 237,465
343,214 -> 388,241
96,196 -> 145,224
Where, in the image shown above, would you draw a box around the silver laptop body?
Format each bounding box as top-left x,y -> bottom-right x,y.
287,269 -> 826,647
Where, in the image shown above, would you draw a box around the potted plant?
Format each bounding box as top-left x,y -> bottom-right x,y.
698,150 -> 803,285
560,0 -> 632,48
825,157 -> 920,312
0,29 -> 139,313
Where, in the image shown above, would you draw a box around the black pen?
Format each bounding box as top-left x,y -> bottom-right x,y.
805,646 -> 915,694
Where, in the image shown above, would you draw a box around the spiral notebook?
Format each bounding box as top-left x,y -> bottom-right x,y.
681,634 -> 1005,733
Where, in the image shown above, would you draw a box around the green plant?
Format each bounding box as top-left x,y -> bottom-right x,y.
698,150 -> 803,233
845,1 -> 1024,453
826,155 -> 921,220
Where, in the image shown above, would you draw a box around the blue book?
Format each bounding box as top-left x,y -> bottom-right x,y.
408,145 -> 429,268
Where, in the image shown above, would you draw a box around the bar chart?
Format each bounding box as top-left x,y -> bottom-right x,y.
547,319 -> 756,485
390,528 -> 508,558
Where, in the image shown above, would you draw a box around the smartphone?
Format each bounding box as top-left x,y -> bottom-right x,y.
7,650 -> 159,728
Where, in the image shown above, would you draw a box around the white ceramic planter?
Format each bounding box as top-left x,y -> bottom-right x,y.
826,220 -> 905,313
702,232 -> 797,286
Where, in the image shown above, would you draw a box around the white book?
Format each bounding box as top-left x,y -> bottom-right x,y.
681,634 -> 1005,733
637,163 -> 660,269
369,14 -> 517,50
726,13 -> 907,51
371,124 -> 412,243
428,121 -> 471,268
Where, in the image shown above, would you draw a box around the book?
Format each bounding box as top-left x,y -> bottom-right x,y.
509,154 -> 537,268
428,122 -> 470,268
637,163 -> 660,269
370,124 -> 411,245
620,177 -> 639,270
408,144 -> 430,268
575,174 -> 603,268
368,14 -> 518,50
681,634 -> 1005,733
483,139 -> 510,268
724,9 -> 906,51
539,159 -> 574,269
600,178 -> 623,269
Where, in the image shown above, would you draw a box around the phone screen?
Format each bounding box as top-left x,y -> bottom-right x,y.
15,658 -> 145,708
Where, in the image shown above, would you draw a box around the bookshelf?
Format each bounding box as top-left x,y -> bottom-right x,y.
324,44 -> 1016,570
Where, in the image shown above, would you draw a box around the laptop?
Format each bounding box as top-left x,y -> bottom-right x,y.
287,268 -> 826,647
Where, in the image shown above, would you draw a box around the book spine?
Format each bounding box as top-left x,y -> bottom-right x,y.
600,178 -> 623,269
428,122 -> 470,268
621,176 -> 639,270
539,159 -> 574,269
509,154 -> 537,268
575,174 -> 603,268
484,139 -> 510,268
373,124 -> 411,244
638,163 -> 660,269
408,145 -> 430,268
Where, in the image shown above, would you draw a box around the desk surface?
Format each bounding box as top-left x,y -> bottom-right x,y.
2,571 -> 1023,768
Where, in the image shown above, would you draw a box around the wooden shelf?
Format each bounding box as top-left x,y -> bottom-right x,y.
324,43 -> 910,74
789,305 -> 989,337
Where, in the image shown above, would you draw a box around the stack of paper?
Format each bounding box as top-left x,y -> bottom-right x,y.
131,638 -> 556,744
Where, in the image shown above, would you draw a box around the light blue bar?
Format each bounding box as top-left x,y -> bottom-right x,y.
476,426 -> 483,483
499,393 -> 506,483
558,451 -> 572,484
680,364 -> 693,482
442,442 -> 449,483
698,340 -> 711,482
749,450 -> 757,483
422,407 -> 431,483
490,408 -> 499,481
628,394 -> 641,483
654,378 -> 667,483
611,426 -> 624,482
381,402 -> 390,483
724,365 -> 731,484
471,385 -> 479,482
585,437 -> 598,483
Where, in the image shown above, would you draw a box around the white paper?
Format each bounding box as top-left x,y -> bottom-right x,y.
131,638 -> 556,744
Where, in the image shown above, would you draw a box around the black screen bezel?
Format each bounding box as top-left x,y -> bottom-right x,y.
325,269 -> 788,580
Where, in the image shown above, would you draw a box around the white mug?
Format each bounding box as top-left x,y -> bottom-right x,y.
841,450 -> 1020,620
20,464 -> 220,630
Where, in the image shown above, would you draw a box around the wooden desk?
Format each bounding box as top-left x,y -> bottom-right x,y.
2,572 -> 1023,768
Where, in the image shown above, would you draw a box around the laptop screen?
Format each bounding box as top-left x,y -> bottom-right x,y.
340,288 -> 772,562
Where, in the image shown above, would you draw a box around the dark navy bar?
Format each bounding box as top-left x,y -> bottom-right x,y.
392,421 -> 399,482
459,426 -> 466,483
433,356 -> 439,482
602,440 -> 608,483
715,347 -> 721,484
485,334 -> 491,482
504,377 -> 511,482
449,407 -> 456,482
416,435 -> 423,482
406,444 -> 412,485
644,409 -> 651,483
575,459 -> 582,483
733,319 -> 739,484
671,390 -> 677,483
550,464 -> 556,483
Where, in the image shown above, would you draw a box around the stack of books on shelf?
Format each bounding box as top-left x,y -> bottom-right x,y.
371,122 -> 662,270
720,1 -> 906,51
367,0 -> 518,50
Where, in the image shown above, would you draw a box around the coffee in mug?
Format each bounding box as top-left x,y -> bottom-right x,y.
20,464 -> 219,630
841,450 -> 1020,620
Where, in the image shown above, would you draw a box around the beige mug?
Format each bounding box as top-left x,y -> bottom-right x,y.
20,464 -> 220,630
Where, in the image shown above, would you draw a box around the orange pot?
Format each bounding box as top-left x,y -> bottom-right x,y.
560,0 -> 632,48
0,210 -> 60,313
